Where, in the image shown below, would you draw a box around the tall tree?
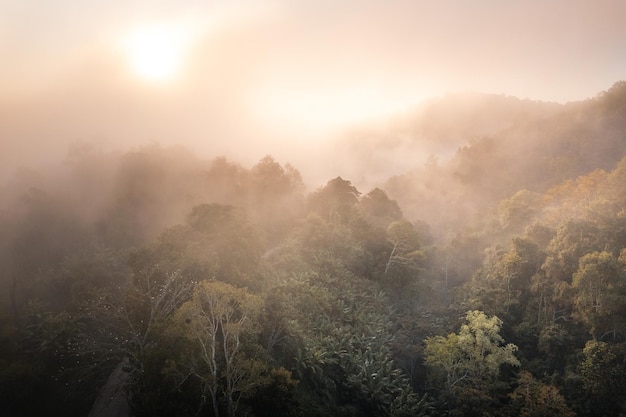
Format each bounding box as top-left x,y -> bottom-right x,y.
383,219 -> 425,287
308,177 -> 360,223
425,310 -> 519,414
248,156 -> 305,244
571,250 -> 626,340
359,188 -> 403,227
172,281 -> 265,417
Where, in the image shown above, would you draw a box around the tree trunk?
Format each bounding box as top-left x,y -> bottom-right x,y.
210,388 -> 219,417
87,358 -> 130,417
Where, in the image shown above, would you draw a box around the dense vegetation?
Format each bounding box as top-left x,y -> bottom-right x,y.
1,81 -> 626,416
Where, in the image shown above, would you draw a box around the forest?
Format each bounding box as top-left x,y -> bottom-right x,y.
1,81 -> 626,417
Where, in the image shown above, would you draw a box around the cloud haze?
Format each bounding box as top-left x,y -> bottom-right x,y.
1,0 -> 625,183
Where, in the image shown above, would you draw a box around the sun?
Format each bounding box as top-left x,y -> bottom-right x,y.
123,23 -> 190,82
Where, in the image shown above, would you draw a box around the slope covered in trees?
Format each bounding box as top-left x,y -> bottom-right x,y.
1,82 -> 626,416
384,81 -> 626,238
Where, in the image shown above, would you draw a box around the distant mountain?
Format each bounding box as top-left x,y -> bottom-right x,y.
334,91 -> 563,188
390,92 -> 563,147
378,81 -> 626,238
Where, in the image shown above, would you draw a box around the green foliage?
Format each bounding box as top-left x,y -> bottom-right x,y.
249,155 -> 305,244
535,324 -> 573,374
466,249 -> 525,319
464,237 -> 546,326
542,220 -> 604,284
5,92 -> 626,417
308,176 -> 361,223
359,188 -> 403,227
383,219 -> 425,288
499,189 -> 542,232
578,340 -> 626,415
129,203 -> 264,288
572,251 -> 626,339
251,367 -> 300,417
2,187 -> 90,319
425,310 -> 519,414
170,280 -> 267,417
265,266 -> 428,417
293,214 -> 360,269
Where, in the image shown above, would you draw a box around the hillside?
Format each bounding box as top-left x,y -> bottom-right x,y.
384,81 -> 626,238
332,92 -> 563,187
1,81 -> 626,417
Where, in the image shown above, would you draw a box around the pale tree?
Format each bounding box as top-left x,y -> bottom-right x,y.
75,251 -> 194,367
79,202 -> 263,392
425,310 -> 519,413
384,219 -> 425,283
120,267 -> 194,360
172,280 -> 266,417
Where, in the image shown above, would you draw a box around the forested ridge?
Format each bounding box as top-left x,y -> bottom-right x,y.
2,82 -> 626,417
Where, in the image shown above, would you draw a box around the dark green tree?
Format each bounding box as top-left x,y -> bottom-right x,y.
572,251 -> 626,340
308,177 -> 360,223
578,340 -> 626,416
359,188 -> 403,227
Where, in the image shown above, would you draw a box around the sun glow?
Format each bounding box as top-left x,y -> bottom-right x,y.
252,86 -> 419,134
123,23 -> 191,82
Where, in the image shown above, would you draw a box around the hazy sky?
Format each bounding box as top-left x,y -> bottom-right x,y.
2,0 -> 625,182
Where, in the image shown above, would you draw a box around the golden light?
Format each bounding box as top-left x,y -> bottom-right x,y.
252,86 -> 418,134
123,23 -> 191,82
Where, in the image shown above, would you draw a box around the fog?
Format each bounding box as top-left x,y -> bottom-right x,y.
3,0 -> 626,187
4,3 -> 626,416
